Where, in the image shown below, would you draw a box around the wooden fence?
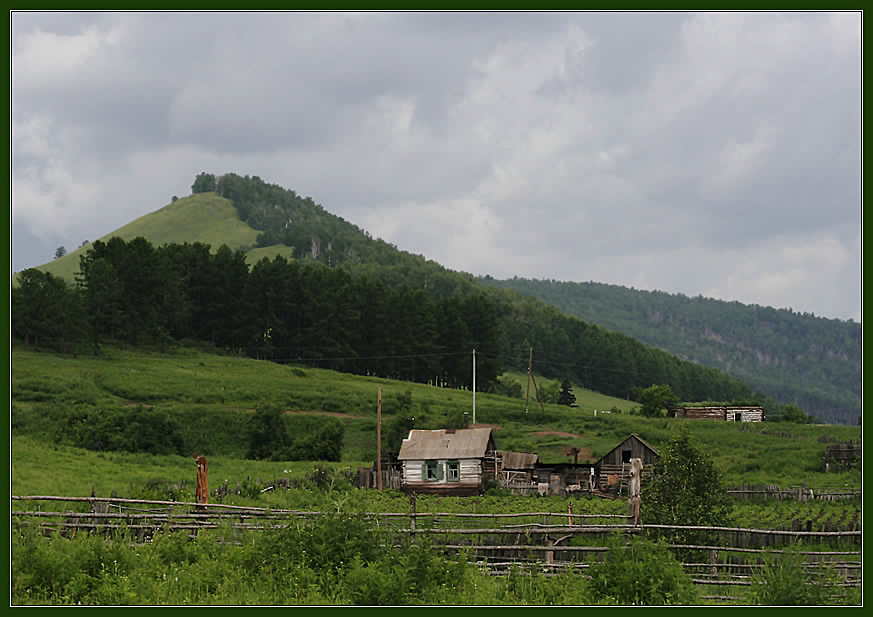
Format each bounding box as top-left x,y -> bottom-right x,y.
12,494 -> 861,603
725,484 -> 861,502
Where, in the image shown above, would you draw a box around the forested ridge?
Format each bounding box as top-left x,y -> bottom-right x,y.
480,278 -> 860,425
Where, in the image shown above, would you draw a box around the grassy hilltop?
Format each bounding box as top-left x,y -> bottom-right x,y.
23,193 -> 269,283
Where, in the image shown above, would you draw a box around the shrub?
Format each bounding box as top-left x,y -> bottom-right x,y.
246,405 -> 290,460
641,427 -> 732,551
587,534 -> 698,605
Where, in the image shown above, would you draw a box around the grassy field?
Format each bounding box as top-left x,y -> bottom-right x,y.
11,345 -> 861,494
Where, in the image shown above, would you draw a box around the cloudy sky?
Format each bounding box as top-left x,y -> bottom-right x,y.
11,11 -> 861,322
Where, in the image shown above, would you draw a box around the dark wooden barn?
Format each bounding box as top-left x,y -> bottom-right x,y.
595,433 -> 659,495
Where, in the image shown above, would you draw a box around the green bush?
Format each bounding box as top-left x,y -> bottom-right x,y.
587,534 -> 698,605
76,407 -> 185,456
246,407 -> 345,462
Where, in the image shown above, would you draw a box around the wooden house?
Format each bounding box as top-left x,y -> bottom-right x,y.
670,406 -> 764,422
595,434 -> 659,495
397,428 -> 497,496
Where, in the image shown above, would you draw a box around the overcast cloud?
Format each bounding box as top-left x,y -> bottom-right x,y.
11,11 -> 861,322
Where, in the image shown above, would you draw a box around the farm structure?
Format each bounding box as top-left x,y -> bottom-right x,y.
397,428 -> 498,496
670,405 -> 764,422
389,429 -> 662,498
529,462 -> 598,496
495,450 -> 539,494
496,450 -> 597,497
824,442 -> 861,472
496,434 -> 659,498
595,433 -> 659,495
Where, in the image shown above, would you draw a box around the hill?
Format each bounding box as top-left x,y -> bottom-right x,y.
26,193 -> 260,283
480,278 -> 861,426
16,171 -> 844,421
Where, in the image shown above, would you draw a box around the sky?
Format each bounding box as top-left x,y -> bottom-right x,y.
11,11 -> 862,322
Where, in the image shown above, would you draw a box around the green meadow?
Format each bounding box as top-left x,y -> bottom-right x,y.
12,345 -> 860,495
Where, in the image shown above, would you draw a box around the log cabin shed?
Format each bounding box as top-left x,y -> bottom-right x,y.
670,406 -> 764,422
397,428 -> 497,496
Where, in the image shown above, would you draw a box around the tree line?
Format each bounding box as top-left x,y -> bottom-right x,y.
13,235 -> 754,406
12,236 -> 502,390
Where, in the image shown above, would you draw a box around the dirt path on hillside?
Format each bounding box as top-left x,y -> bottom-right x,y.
532,430 -> 582,439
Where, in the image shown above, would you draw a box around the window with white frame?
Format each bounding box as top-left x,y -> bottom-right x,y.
447,460 -> 460,482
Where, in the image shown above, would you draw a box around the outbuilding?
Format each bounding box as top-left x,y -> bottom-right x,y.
595,433 -> 659,494
670,406 -> 764,422
397,427 -> 497,496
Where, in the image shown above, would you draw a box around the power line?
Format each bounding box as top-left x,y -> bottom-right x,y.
266,350 -> 475,365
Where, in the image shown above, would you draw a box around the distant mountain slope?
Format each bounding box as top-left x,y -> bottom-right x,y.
480,278 -> 861,425
28,193 -> 260,283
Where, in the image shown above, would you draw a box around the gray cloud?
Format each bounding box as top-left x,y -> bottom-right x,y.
11,11 -> 861,322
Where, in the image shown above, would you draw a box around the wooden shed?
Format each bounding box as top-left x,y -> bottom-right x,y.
670,406 -> 764,422
397,428 -> 497,496
495,450 -> 539,495
595,434 -> 659,495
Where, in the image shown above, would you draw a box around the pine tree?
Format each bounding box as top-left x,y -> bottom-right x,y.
557,378 -> 577,406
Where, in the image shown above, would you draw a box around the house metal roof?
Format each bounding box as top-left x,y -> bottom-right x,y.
397,428 -> 494,461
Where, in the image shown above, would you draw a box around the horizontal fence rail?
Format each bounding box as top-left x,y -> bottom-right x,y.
724,484 -> 860,501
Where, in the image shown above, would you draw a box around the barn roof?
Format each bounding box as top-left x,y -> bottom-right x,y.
397,428 -> 495,461
601,433 -> 659,460
498,450 -> 538,469
629,433 -> 659,455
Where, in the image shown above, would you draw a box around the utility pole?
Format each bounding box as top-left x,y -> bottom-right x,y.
376,387 -> 382,491
472,349 -> 476,426
524,347 -> 533,413
530,370 -> 546,416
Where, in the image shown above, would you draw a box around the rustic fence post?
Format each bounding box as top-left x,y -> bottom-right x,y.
568,502 -> 574,527
409,493 -> 418,542
627,458 -> 642,526
193,454 -> 208,506
410,492 -> 417,536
